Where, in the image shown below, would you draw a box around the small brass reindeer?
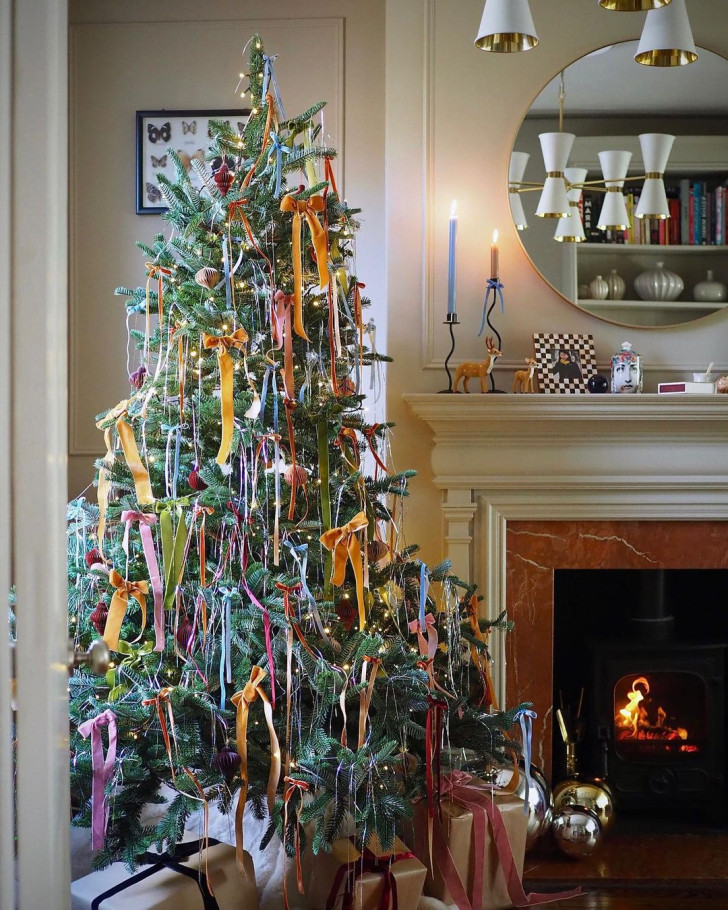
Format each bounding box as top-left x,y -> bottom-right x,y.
512,357 -> 537,394
454,336 -> 502,393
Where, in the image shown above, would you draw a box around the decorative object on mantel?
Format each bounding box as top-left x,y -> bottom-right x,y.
716,376 -> 728,394
512,357 -> 538,394
611,341 -> 643,394
658,363 -> 715,394
454,335 -> 502,393
606,269 -> 626,301
693,270 -> 728,304
477,230 -> 506,392
439,200 -> 461,393
588,275 -> 609,301
634,260 -> 684,302
532,333 -> 597,395
587,374 -> 609,394
439,312 -> 461,394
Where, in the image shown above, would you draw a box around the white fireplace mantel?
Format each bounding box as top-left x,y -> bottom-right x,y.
405,393 -> 728,704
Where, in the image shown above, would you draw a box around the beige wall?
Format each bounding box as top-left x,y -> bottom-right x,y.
68,0 -> 386,496
386,0 -> 728,570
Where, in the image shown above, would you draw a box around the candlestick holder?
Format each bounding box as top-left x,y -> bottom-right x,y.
478,277 -> 505,393
439,312 -> 460,393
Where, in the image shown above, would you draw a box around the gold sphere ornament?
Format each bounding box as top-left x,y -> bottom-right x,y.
551,805 -> 603,859
553,776 -> 615,834
194,267 -> 220,289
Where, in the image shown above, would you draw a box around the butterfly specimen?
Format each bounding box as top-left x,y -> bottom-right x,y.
145,182 -> 163,204
211,155 -> 236,173
147,121 -> 171,144
177,149 -> 205,172
182,120 -> 197,135
151,154 -> 167,168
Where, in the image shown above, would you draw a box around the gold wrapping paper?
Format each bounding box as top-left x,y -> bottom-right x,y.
307,835 -> 426,910
421,793 -> 527,910
70,842 -> 258,910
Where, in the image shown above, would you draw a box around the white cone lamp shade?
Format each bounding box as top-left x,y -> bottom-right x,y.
475,0 -> 539,52
509,151 -> 530,230
554,167 -> 588,242
536,132 -> 575,218
599,0 -> 671,10
597,150 -> 632,230
635,0 -> 698,66
634,133 -> 675,219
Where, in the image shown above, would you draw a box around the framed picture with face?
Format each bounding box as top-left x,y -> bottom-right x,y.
532,333 -> 597,394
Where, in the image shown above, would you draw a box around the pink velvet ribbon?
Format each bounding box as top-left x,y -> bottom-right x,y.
242,577 -> 276,710
426,771 -> 581,910
78,709 -> 117,849
122,510 -> 165,651
408,612 -> 437,659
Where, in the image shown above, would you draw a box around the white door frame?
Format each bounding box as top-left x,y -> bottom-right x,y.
3,0 -> 70,907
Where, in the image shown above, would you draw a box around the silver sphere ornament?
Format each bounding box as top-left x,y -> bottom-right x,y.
553,776 -> 615,834
551,805 -> 603,860
523,766 -> 554,852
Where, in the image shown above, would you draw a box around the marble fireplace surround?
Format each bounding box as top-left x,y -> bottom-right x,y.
405,394 -> 728,780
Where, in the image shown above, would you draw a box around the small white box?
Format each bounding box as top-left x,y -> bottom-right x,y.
658,381 -> 715,395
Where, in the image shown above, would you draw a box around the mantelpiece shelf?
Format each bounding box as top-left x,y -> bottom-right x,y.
578,298 -> 727,315
579,244 -> 728,254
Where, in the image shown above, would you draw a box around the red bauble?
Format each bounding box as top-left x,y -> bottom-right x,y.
338,377 -> 356,397
85,548 -> 104,569
335,598 -> 358,631
176,616 -> 194,651
212,745 -> 241,778
188,468 -> 208,492
89,602 -> 108,635
367,540 -> 389,564
129,365 -> 146,391
213,163 -> 234,197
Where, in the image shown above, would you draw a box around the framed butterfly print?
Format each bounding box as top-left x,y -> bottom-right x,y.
136,109 -> 250,214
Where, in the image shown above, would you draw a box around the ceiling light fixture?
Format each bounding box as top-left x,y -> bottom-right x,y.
474,0 -> 539,53
634,0 -> 698,66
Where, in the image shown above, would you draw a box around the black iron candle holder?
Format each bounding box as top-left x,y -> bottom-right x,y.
479,277 -> 505,393
439,312 -> 460,393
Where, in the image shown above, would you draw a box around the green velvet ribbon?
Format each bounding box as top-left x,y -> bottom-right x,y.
158,503 -> 189,610
317,421 -> 332,596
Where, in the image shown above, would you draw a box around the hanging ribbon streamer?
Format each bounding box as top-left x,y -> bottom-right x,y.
325,838 -> 414,910
357,655 -> 381,749
228,199 -> 273,269
283,399 -> 299,522
319,511 -> 369,631
78,709 -> 117,850
218,588 -> 234,710
317,421 -> 333,596
279,193 -> 329,341
267,131 -> 290,197
302,126 -> 320,189
324,156 -> 339,198
192,504 -> 214,590
159,503 -> 189,611
221,235 -> 234,311
177,333 -> 186,422
516,708 -> 538,816
425,694 -> 447,868
283,777 -> 311,910
408,612 -> 438,660
121,510 -> 164,652
477,278 -> 506,336
363,425 -> 389,477
364,319 -> 381,397
241,578 -> 276,709
144,262 -> 173,365
419,561 -> 429,630
163,424 -> 183,501
117,414 -> 155,505
203,329 -> 249,465
104,569 -> 148,651
284,540 -> 331,647
242,93 -> 274,189
273,290 -> 296,399
261,54 -> 286,121
142,686 -> 178,781
466,595 -> 498,710
277,581 -> 321,662
231,668 -> 281,871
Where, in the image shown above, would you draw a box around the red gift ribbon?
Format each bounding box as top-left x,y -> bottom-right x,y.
325,837 -> 415,910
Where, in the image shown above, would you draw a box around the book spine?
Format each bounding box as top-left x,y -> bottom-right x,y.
679,178 -> 690,245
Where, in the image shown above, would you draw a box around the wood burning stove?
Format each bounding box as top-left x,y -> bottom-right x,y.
589,571 -> 726,820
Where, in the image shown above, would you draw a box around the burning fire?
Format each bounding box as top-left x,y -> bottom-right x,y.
615,676 -> 693,748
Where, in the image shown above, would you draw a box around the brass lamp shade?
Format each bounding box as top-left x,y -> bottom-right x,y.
635,0 -> 698,66
599,0 -> 671,10
475,0 -> 539,52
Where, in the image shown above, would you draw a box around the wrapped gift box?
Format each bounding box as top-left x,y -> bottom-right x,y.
306,835 -> 426,910
71,840 -> 257,910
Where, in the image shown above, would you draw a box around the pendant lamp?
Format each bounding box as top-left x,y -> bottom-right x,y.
509,152 -> 530,230
634,133 -> 675,219
536,133 -> 574,218
599,0 -> 671,10
596,150 -> 632,230
554,168 -> 588,242
475,0 -> 539,53
635,0 -> 698,66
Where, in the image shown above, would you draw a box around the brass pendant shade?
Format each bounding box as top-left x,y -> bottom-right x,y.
599,0 -> 672,10
635,0 -> 698,66
474,0 -> 539,53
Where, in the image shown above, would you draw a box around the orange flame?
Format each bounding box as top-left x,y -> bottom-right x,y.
615,675 -> 689,743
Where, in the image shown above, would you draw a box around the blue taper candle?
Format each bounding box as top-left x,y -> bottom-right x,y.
447,200 -> 458,315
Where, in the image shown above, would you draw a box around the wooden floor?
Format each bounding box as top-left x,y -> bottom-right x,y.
532,888 -> 728,908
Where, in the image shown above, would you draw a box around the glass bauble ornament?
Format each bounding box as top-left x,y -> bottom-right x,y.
552,776 -> 615,833
634,261 -> 683,301
483,761 -> 554,851
552,805 -> 603,859
212,745 -> 241,778
588,274 -> 609,300
693,270 -> 728,303
606,268 -> 626,301
587,374 -> 609,394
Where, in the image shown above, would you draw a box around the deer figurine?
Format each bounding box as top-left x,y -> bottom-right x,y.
512,357 -> 537,394
454,336 -> 502,393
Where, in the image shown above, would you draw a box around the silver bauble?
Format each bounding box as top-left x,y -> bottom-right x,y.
552,776 -> 615,834
551,805 -> 603,859
483,762 -> 554,852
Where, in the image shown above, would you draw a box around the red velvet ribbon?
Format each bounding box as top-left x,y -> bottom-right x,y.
325,838 -> 415,910
364,424 -> 389,476
283,776 -> 311,910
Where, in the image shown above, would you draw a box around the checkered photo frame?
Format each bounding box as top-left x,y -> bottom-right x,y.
532,333 -> 597,394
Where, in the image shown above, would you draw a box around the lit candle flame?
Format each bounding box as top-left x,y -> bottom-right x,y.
450,200 -> 458,218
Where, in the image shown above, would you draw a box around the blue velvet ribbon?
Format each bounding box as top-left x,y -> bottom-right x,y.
262,54 -> 286,120
267,132 -> 291,197
161,423 -> 183,501
419,561 -> 429,629
516,707 -> 538,815
218,587 -> 235,710
285,540 -> 331,646
477,278 -> 505,337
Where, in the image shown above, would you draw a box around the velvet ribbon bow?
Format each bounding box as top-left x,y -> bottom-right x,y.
203,328 -> 249,464
78,709 -> 117,849
104,569 -> 148,651
326,838 -> 415,910
408,612 -> 437,660
121,510 -> 164,652
280,192 -> 329,341
320,510 -> 369,630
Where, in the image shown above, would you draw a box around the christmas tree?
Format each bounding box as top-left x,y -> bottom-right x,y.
67,36 -> 524,875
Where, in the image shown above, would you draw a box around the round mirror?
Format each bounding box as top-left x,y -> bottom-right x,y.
512,42 -> 728,328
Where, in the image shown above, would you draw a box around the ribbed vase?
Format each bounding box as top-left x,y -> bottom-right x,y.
606,269 -> 626,301
589,274 -> 609,300
634,261 -> 683,302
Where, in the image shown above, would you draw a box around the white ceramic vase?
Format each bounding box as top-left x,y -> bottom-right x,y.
634,261 -> 683,302
606,269 -> 626,301
693,270 -> 727,303
589,274 -> 609,300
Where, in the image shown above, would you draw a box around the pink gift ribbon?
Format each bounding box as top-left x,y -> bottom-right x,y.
242,577 -> 276,710
408,612 -> 437,659
78,709 -> 117,850
421,771 -> 581,910
122,510 -> 165,652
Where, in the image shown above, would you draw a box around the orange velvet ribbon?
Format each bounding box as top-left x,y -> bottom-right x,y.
417,658 -> 454,701
228,199 -> 273,273
357,655 -> 381,749
320,511 -> 369,631
202,329 -> 249,464
364,424 -> 389,477
104,569 -> 148,651
242,93 -> 274,190
277,581 -> 320,662
145,262 -> 173,363
283,776 -> 311,910
96,398 -> 154,510
231,667 -> 281,871
142,686 -> 177,780
279,193 -> 329,341
466,596 -> 498,710
335,427 -> 360,473
273,290 -> 295,400
193,504 -> 214,589
324,156 -> 339,198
